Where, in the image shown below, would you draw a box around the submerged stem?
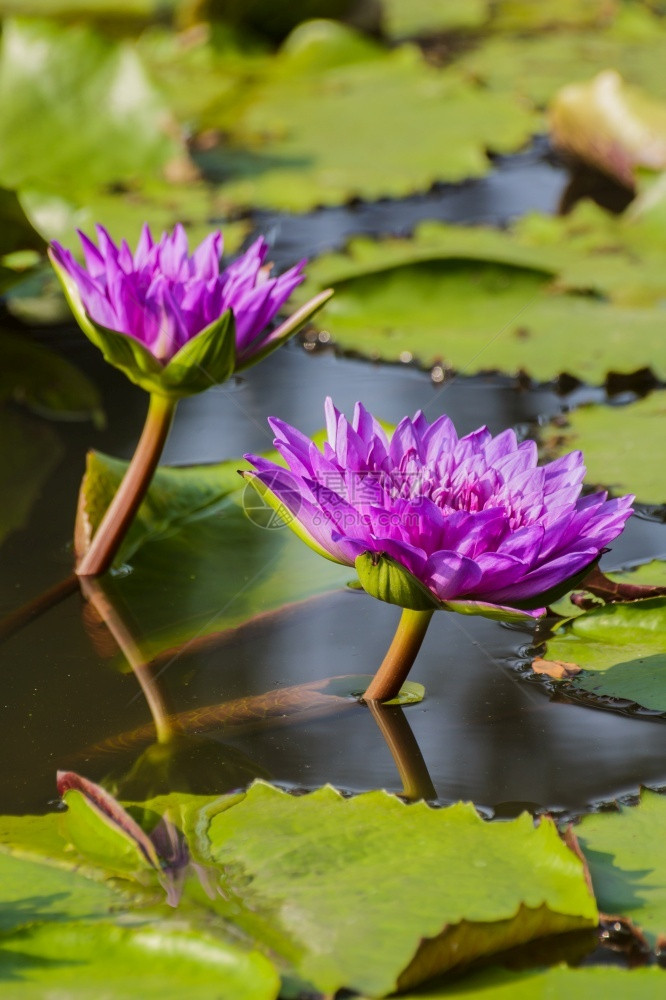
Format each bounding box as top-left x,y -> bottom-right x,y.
77,393 -> 176,578
0,574 -> 79,643
363,607 -> 434,703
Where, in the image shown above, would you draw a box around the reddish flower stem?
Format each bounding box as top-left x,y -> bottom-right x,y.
363,607 -> 434,703
77,393 -> 176,578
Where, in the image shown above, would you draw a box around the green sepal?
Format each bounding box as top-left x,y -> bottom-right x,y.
355,551 -> 551,623
49,249 -> 237,398
160,309 -> 236,395
235,288 -> 334,371
355,552 -> 440,611
240,470 -> 347,564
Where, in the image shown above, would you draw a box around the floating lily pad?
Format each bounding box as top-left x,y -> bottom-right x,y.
295,204 -> 666,381
137,24 -> 270,133
0,18 -> 182,199
577,789 -> 666,946
370,964 -> 666,999
381,0 -> 487,39
0,921 -> 280,1000
549,560 -> 666,619
458,8 -> 666,113
204,781 -> 596,996
540,597 -> 666,712
543,393 -> 666,504
0,798 -> 279,998
206,20 -> 534,212
0,850 -> 138,935
78,451 -> 352,657
297,246 -> 666,381
21,184 -> 248,258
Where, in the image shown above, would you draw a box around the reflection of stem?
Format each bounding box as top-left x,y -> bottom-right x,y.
367,701 -> 437,801
363,608 -> 434,702
80,578 -> 175,744
77,393 -> 176,578
0,573 -> 79,643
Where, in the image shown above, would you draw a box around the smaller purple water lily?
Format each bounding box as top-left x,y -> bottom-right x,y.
52,224 -> 331,578
49,224 -> 331,397
242,400 -> 634,701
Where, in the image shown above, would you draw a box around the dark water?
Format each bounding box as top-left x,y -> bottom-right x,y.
2,145 -> 665,817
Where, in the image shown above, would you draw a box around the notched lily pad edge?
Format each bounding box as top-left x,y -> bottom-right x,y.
301,325 -> 666,394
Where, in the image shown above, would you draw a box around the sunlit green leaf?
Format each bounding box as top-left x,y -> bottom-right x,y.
21,184 -> 248,257
549,560 -> 666,619
205,781 -> 597,996
206,20 -> 534,212
366,964 -> 666,999
458,8 -> 666,113
543,392 -> 666,504
0,851 -> 137,934
381,0 -> 487,39
0,921 -> 280,1000
540,597 -> 666,711
577,788 -> 666,946
0,18 -> 182,198
295,208 -> 666,380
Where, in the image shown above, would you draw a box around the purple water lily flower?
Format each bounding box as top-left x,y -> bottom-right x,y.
244,399 -> 634,617
50,224 -> 305,365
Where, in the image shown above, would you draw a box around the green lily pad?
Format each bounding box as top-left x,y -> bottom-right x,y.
381,0 -> 487,39
0,0 -> 176,20
543,393 -> 666,504
294,209 -> 666,381
367,964 -> 666,998
205,781 -> 597,996
577,788 -> 666,946
458,7 -> 666,114
0,921 -> 280,1000
136,23 -> 270,133
540,597 -> 666,712
21,184 -> 248,258
549,560 -> 666,619
0,410 -> 63,548
0,18 -> 182,199
0,850 -> 138,935
207,20 -> 534,212
78,451 -> 352,658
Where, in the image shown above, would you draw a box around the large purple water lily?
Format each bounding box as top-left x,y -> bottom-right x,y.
49,224 -> 326,398
243,399 -> 634,620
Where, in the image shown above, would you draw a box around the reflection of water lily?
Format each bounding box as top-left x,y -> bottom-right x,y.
243,399 -> 634,700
